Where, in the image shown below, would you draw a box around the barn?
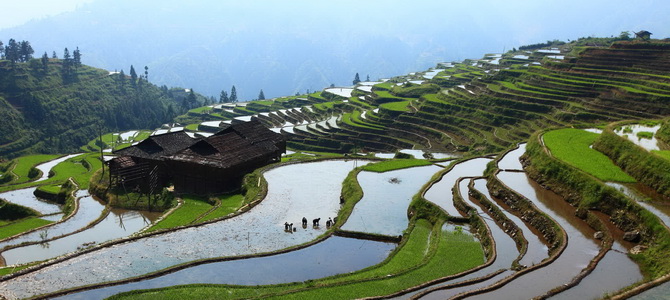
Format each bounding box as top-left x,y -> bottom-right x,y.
108,120 -> 285,195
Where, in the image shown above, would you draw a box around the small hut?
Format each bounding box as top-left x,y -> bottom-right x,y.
635,30 -> 652,40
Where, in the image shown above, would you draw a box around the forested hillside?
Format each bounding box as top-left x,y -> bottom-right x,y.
0,47 -> 187,157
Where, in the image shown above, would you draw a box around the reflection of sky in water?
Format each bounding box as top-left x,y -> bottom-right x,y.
424,158 -> 492,216
59,236 -> 395,300
0,193 -> 104,251
0,160 -> 365,299
0,187 -> 61,215
34,154 -> 81,181
2,207 -> 153,265
614,124 -> 662,151
342,165 -> 442,236
497,143 -> 526,171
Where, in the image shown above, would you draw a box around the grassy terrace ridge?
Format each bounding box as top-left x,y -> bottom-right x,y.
0,218 -> 53,240
542,128 -> 636,182
146,195 -> 215,232
198,194 -> 245,222
109,219 -> 485,300
361,159 -> 434,173
3,154 -> 60,185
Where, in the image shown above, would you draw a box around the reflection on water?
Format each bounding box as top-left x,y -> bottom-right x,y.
58,236 -> 396,300
614,124 -> 663,151
497,143 -> 526,171
424,158 -> 492,216
472,178 -> 547,266
34,154 -> 81,181
630,281 -> 670,300
0,160 -> 366,299
2,207 -> 157,265
342,165 -> 441,236
0,187 -> 61,215
0,192 -> 104,252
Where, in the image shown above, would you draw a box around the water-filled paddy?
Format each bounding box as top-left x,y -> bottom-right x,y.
57,236 -> 395,299
497,143 -> 525,171
1,205 -> 159,266
0,160 -> 365,298
341,165 -> 442,236
614,124 -> 663,151
34,154 -> 81,181
0,187 -> 61,215
424,158 -> 492,216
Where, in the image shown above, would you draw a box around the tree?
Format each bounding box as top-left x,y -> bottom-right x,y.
219,90 -> 229,103
258,89 -> 265,100
0,41 -> 4,59
187,89 -> 197,109
619,31 -> 631,40
52,51 -> 57,59
230,85 -> 238,103
19,40 -> 34,62
62,47 -> 74,79
41,52 -> 49,73
129,65 -> 138,85
5,39 -> 19,64
366,74 -> 370,81
144,66 -> 149,81
73,47 -> 82,67
352,73 -> 361,85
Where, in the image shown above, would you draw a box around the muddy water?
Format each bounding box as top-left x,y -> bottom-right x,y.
57,236 -> 395,300
0,187 -> 61,215
424,158 -> 493,216
497,143 -> 525,171
406,178 -> 519,300
471,171 -> 601,299
341,165 -> 442,236
0,160 -> 365,299
472,179 -> 547,267
1,207 -> 159,266
0,191 -> 105,252
35,154 -> 81,181
607,182 -> 670,227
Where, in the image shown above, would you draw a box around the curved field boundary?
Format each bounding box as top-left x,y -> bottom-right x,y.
0,178 -> 82,252
447,170 -> 568,300
10,157 -> 367,298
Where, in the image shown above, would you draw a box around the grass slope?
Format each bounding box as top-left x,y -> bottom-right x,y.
543,128 -> 635,182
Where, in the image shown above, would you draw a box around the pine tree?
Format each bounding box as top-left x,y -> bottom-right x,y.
258,89 -> 265,100
0,41 -> 4,59
52,51 -> 57,59
5,39 -> 19,64
230,85 -> 238,103
352,73 -> 361,85
62,47 -> 73,78
129,65 -> 138,85
366,74 -> 370,81
144,66 -> 149,81
41,52 -> 49,73
219,90 -> 229,103
19,41 -> 34,62
73,47 -> 82,67
187,89 -> 197,109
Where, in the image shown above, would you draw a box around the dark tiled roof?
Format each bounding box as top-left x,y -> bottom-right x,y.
109,156 -> 136,169
114,131 -> 197,160
215,120 -> 284,146
167,121 -> 284,169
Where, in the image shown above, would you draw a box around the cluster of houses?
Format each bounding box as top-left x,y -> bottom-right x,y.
107,120 -> 286,195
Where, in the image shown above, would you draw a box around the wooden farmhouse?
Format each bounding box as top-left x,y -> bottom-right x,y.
108,120 -> 285,195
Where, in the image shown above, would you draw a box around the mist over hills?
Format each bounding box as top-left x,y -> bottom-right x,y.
1,0 -> 667,100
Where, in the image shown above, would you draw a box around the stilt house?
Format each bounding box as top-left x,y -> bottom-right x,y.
108,120 -> 285,195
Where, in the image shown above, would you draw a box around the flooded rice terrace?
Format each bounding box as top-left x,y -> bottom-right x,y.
0,146 -> 659,299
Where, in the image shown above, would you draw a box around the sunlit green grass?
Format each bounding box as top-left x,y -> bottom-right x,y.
0,218 -> 52,240
147,195 -> 214,231
652,150 -> 670,161
380,100 -> 411,112
110,219 -> 484,300
8,154 -> 60,184
543,128 -> 635,182
199,194 -> 244,222
0,153 -> 102,192
363,159 -> 433,173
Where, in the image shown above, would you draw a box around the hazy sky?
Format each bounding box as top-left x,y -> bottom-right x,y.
1,0 -> 93,30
